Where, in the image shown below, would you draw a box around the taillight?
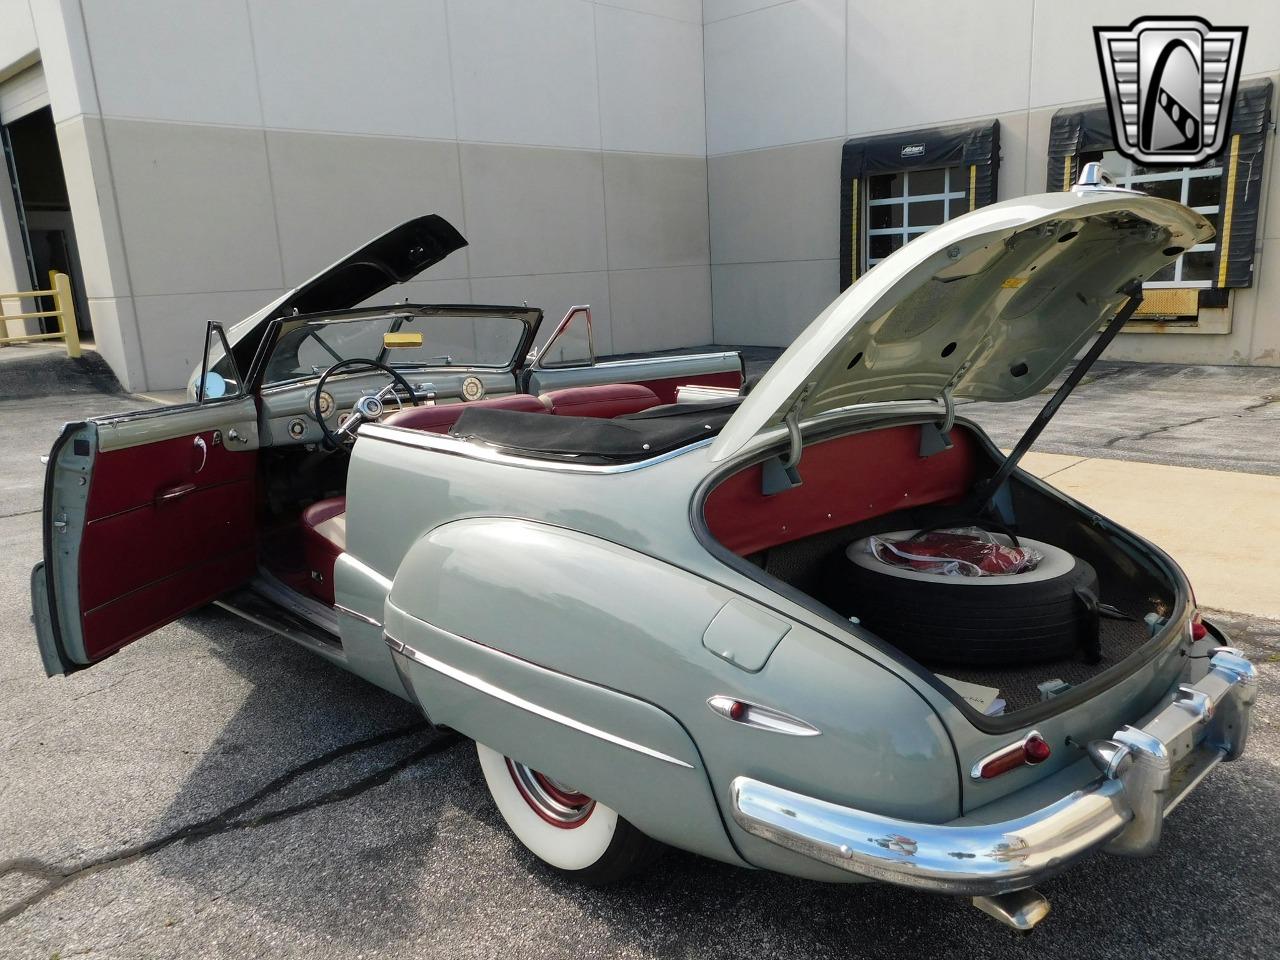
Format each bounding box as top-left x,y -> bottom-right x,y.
1190,612 -> 1208,642
972,732 -> 1052,780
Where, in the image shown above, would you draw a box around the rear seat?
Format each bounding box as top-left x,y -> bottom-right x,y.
538,383 -> 659,418
381,383 -> 661,433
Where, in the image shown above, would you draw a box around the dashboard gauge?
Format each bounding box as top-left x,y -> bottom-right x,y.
337,412 -> 351,430
461,376 -> 485,402
315,391 -> 334,418
287,418 -> 306,439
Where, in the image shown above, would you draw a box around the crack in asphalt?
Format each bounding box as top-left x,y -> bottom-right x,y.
0,722 -> 459,924
0,507 -> 40,520
1103,413 -> 1220,448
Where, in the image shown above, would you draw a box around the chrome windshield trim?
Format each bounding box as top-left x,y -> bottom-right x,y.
590,351 -> 741,370
386,633 -> 694,769
358,422 -> 713,475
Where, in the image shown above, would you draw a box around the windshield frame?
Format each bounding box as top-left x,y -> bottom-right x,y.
251,303 -> 544,392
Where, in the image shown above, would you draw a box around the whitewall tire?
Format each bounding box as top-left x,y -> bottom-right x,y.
476,741 -> 660,883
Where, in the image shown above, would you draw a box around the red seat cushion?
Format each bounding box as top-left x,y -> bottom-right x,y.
381,394 -> 547,433
540,383 -> 660,418
301,496 -> 346,605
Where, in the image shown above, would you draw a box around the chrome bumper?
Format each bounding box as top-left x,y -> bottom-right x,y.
730,648 -> 1257,896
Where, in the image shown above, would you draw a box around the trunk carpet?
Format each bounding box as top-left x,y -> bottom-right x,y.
924,617 -> 1154,714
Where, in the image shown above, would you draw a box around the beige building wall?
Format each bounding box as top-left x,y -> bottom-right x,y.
2,0 -> 712,390
6,0 -> 1279,386
703,0 -> 1280,367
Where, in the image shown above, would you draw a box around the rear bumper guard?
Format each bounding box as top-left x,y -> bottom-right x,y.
730,647 -> 1257,896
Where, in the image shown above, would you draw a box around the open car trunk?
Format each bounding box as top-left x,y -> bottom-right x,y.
699,417 -> 1190,732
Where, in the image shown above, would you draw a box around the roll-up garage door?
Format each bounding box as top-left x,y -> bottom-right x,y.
0,63 -> 49,125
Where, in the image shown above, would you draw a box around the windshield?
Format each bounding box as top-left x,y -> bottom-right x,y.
263,312 -> 529,385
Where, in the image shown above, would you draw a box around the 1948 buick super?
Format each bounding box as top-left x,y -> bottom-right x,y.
30,165 -> 1257,932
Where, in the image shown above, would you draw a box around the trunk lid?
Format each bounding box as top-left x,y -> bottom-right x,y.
709,187 -> 1212,462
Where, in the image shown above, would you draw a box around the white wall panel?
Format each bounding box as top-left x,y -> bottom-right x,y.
80,0 -> 262,125
249,0 -> 456,139
596,4 -> 705,155
704,0 -> 845,154
846,0 -> 1032,133
448,0 -> 601,149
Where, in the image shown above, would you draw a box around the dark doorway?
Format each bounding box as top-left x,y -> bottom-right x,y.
2,106 -> 92,340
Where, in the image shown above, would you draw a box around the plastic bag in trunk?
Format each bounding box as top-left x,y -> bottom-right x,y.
867,527 -> 1043,577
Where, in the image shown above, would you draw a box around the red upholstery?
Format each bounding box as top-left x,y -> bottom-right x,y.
381,393 -> 547,433
79,430 -> 256,661
703,424 -> 981,556
539,383 -> 660,418
633,370 -> 742,404
301,496 -> 347,605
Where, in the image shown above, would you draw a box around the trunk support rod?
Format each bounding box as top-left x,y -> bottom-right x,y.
974,281 -> 1144,513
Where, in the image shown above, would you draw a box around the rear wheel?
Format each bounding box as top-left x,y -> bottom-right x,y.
476,742 -> 661,884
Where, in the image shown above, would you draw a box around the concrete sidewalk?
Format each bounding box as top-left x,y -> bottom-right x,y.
1019,451 -> 1280,620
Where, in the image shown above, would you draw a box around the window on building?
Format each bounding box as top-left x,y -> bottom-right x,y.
864,166 -> 970,270
1080,149 -> 1221,288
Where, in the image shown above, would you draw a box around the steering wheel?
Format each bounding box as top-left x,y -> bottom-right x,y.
313,358 -> 420,449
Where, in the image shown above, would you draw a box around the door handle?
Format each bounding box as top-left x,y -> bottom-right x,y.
156,482 -> 196,505
193,435 -> 208,473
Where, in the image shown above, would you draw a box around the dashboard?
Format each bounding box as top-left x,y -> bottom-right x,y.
256,368 -> 519,447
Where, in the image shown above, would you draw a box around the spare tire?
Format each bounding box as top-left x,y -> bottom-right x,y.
826,531 -> 1099,666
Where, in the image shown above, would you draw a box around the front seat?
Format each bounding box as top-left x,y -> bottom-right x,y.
301,497 -> 346,605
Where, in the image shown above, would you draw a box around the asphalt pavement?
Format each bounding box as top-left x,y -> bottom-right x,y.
2,348 -> 1279,959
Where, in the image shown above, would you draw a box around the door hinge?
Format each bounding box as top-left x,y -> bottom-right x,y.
762,383 -> 813,496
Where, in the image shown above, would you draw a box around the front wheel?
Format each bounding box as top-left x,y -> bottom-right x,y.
475,742 -> 661,884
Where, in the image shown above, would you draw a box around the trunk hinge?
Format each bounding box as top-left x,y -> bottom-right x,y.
761,383 -> 813,495
973,281 -> 1145,513
919,385 -> 957,457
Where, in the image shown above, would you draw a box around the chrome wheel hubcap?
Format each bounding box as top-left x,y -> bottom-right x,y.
506,759 -> 596,828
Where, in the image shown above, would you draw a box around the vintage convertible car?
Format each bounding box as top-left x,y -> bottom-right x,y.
31,168 -> 1256,932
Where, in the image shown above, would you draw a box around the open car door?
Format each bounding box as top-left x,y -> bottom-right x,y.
31,323 -> 260,676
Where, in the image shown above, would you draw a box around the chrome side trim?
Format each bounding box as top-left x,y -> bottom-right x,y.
359,422 -> 713,475
386,633 -> 694,769
334,603 -> 382,628
731,648 -> 1256,895
706,695 -> 820,736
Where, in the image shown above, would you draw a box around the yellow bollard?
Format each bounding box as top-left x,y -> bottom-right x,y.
50,270 -> 81,358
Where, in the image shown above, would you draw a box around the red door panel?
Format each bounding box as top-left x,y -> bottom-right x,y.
78,429 -> 257,660
633,370 -> 742,405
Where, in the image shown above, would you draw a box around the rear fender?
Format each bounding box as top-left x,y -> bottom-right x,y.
383,517 -> 956,878
384,517 -> 743,866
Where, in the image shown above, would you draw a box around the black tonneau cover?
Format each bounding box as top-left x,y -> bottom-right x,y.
450,400 -> 742,461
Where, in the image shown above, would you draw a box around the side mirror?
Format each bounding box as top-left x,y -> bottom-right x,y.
201,371 -> 228,399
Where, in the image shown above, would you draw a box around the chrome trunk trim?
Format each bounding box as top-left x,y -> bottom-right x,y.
730,649 -> 1256,895
359,422 -> 713,474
